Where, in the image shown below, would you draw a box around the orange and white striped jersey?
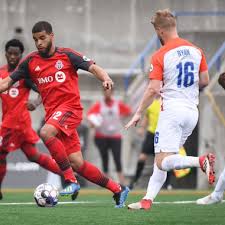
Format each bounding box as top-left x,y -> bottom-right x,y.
149,37 -> 208,109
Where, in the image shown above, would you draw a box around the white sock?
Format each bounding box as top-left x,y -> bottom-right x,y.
161,154 -> 200,171
211,167 -> 225,200
143,164 -> 167,201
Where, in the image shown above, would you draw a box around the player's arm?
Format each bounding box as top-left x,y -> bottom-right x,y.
199,71 -> 209,89
0,76 -> 14,93
88,64 -> 113,90
199,50 -> 209,89
125,80 -> 161,129
66,50 -> 113,90
125,54 -> 162,129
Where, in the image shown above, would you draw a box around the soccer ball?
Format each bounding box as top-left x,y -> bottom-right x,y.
34,183 -> 59,207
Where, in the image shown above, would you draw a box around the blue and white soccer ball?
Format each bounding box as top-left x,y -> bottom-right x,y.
34,183 -> 59,207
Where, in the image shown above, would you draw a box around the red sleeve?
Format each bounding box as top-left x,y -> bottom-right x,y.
200,50 -> 208,72
118,101 -> 132,116
87,102 -> 101,115
149,54 -> 163,81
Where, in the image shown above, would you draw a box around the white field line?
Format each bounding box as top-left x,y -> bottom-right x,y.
0,200 -> 224,206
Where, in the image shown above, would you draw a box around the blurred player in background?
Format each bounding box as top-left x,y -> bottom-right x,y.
197,72 -> 225,205
0,22 -> 129,208
125,9 -> 215,210
0,39 -> 62,199
87,88 -> 131,185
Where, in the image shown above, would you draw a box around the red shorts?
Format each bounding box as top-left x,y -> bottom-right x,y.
0,126 -> 39,152
46,108 -> 82,155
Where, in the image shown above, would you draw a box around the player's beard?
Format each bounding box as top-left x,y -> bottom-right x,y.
39,41 -> 53,57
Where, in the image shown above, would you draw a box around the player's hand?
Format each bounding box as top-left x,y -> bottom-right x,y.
26,101 -> 37,111
102,79 -> 114,90
125,113 -> 141,129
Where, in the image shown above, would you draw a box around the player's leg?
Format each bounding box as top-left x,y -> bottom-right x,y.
0,151 -> 8,200
40,124 -> 79,194
69,150 -> 129,208
64,131 -> 129,208
158,109 -> 215,185
0,128 -> 14,200
94,137 -> 109,175
128,108 -> 208,210
20,142 -> 62,175
110,138 -> 126,185
197,167 -> 225,205
129,131 -> 154,189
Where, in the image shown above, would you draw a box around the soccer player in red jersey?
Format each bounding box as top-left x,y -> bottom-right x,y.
0,39 -> 62,199
0,22 -> 129,207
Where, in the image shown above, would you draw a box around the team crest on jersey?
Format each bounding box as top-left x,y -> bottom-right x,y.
55,60 -> 64,70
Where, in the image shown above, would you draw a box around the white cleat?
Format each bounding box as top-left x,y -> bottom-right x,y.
196,195 -> 222,205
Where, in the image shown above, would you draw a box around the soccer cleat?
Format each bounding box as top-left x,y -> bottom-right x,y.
59,182 -> 80,196
113,186 -> 130,208
71,191 -> 79,201
128,182 -> 136,190
196,194 -> 222,205
128,199 -> 152,210
199,153 -> 215,185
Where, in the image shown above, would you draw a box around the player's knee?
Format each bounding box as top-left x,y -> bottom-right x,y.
155,155 -> 165,170
70,156 -> 84,171
40,126 -> 56,142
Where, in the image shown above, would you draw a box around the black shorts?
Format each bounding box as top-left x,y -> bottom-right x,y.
94,137 -> 122,173
141,131 -> 155,155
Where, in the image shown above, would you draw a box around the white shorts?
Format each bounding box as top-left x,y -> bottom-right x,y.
154,107 -> 198,153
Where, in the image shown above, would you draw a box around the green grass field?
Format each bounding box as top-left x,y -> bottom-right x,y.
0,189 -> 224,225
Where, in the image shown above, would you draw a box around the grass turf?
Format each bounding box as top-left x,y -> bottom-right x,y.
0,189 -> 224,225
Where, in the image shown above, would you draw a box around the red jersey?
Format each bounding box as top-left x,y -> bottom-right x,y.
10,48 -> 94,119
0,65 -> 32,129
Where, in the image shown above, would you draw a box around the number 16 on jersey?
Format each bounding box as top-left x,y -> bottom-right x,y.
177,61 -> 194,88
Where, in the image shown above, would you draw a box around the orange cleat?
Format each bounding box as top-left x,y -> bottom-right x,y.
199,153 -> 215,185
128,199 -> 152,210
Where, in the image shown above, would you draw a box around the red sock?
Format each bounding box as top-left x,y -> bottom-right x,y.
37,153 -> 62,175
45,137 -> 77,183
77,161 -> 121,193
0,152 -> 7,189
21,143 -> 63,176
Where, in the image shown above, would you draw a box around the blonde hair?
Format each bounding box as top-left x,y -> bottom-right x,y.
151,9 -> 176,30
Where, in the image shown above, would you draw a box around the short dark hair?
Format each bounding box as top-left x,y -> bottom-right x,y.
32,21 -> 53,34
218,72 -> 225,90
5,39 -> 24,53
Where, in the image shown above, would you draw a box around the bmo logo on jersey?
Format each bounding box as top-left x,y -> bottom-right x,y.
55,71 -> 66,83
37,71 -> 66,84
